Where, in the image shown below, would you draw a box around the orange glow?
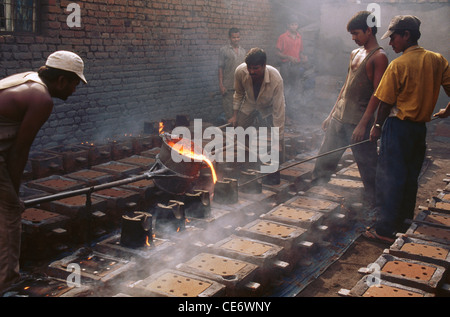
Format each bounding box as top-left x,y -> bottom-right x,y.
166,137 -> 217,184
146,235 -> 151,247
159,120 -> 217,184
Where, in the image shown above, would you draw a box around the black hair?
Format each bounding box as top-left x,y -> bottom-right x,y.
347,11 -> 377,36
245,48 -> 266,66
287,15 -> 298,25
38,66 -> 79,83
393,29 -> 421,44
228,27 -> 240,37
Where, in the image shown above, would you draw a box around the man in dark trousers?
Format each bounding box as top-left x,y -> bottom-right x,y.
0,51 -> 87,293
229,48 -> 286,165
312,11 -> 388,207
276,15 -> 308,118
218,27 -> 246,121
364,15 -> 450,244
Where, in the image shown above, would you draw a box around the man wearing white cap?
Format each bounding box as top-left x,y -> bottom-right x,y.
0,51 -> 86,293
363,16 -> 450,244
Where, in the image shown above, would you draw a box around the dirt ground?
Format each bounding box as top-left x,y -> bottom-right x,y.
297,121 -> 450,297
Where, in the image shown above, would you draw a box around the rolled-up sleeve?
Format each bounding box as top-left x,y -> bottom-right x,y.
233,64 -> 246,111
271,81 -> 286,140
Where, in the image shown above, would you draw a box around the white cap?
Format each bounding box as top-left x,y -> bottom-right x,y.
45,51 -> 87,84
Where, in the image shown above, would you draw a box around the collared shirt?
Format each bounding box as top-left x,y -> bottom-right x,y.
218,44 -> 246,89
276,31 -> 303,63
374,46 -> 450,122
233,63 -> 286,138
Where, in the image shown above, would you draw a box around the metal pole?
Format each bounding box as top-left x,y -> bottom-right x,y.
23,166 -> 169,208
238,139 -> 372,187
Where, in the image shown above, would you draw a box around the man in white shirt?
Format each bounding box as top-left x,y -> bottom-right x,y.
230,48 -> 286,139
229,48 -> 286,164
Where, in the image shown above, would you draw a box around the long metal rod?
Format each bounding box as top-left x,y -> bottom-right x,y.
238,139 -> 371,187
23,167 -> 169,208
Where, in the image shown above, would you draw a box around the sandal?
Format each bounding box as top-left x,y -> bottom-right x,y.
362,227 -> 395,245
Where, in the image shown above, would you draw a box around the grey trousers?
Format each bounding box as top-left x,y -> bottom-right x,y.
312,117 -> 378,204
0,161 -> 22,293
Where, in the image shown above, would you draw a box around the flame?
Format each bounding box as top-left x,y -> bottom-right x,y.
167,137 -> 217,184
146,235 -> 151,247
159,121 -> 217,184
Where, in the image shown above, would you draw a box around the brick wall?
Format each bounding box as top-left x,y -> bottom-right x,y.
0,0 -> 278,149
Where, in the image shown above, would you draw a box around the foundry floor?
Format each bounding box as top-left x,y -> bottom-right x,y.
297,118 -> 450,297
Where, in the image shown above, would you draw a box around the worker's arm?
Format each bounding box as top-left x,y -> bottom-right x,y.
369,100 -> 392,142
218,67 -> 226,95
229,67 -> 246,126
433,102 -> 450,118
271,82 -> 286,142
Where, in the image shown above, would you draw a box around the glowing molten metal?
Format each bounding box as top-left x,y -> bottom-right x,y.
159,122 -> 217,184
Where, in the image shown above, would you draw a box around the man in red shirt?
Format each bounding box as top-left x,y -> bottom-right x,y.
276,16 -> 308,119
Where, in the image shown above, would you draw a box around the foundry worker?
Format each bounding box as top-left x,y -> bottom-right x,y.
363,16 -> 450,244
0,51 -> 87,293
311,11 -> 388,207
218,27 -> 246,120
229,48 -> 286,162
276,15 -> 308,119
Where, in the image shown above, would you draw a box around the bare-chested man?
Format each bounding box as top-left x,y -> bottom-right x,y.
0,51 -> 86,293
312,11 -> 388,207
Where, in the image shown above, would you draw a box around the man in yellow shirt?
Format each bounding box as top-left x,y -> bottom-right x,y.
364,16 -> 450,243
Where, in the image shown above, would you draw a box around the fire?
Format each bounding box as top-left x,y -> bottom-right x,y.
160,122 -> 217,184
168,138 -> 217,184
146,235 -> 151,247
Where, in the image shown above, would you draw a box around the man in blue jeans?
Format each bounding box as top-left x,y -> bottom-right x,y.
364,15 -> 450,244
